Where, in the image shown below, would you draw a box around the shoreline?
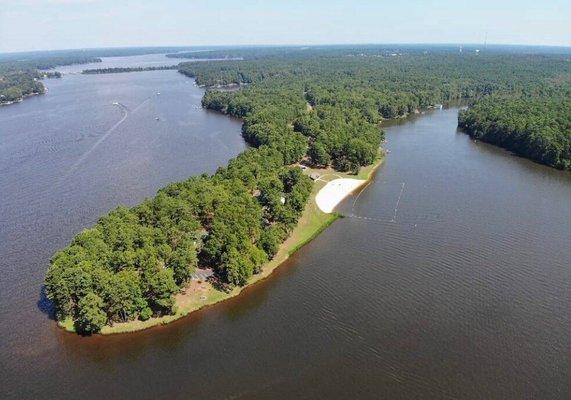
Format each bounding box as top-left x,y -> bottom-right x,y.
0,90 -> 43,106
58,156 -> 384,335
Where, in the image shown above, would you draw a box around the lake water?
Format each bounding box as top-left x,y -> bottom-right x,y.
1,56 -> 570,399
53,52 -> 226,74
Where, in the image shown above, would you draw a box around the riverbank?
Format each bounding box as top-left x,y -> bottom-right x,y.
58,155 -> 383,335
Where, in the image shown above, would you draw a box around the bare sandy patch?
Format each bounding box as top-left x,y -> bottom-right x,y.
315,178 -> 366,213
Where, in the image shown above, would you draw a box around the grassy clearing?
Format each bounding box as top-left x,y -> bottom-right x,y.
60,155 -> 383,335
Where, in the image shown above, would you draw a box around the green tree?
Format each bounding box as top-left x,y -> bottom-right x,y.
259,224 -> 286,258
75,292 -> 107,334
222,248 -> 254,286
310,142 -> 330,166
143,267 -> 178,315
104,269 -> 147,322
169,241 -> 198,285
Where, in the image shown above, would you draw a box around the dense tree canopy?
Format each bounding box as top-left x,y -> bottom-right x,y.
459,94 -> 571,170
180,46 -> 569,170
0,69 -> 45,104
46,146 -> 312,332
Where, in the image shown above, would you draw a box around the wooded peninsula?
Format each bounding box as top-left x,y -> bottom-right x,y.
36,45 -> 570,334
82,66 -> 179,74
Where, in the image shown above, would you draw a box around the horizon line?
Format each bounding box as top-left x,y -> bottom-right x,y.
2,41 -> 571,56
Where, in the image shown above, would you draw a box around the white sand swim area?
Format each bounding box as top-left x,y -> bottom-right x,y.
315,178 -> 366,213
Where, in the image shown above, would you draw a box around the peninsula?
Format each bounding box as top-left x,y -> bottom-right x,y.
44,45 -> 571,334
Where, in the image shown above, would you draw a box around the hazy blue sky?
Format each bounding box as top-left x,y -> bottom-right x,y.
1,0 -> 570,53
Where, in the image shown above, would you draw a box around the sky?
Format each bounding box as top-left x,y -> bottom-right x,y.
1,0 -> 570,53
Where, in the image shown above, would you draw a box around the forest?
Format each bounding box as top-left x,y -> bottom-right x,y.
46,147 -> 313,333
459,95 -> 570,170
43,46 -> 570,333
180,47 -> 570,168
0,69 -> 45,104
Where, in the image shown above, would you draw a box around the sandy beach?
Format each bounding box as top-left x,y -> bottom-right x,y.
315,178 -> 366,213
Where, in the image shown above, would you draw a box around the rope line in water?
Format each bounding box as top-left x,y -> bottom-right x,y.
391,182 -> 406,222
347,214 -> 393,224
345,213 -> 443,226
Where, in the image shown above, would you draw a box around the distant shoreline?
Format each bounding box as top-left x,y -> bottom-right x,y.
81,65 -> 179,74
0,90 -> 42,106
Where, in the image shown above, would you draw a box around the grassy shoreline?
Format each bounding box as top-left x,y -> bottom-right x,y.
59,156 -> 383,335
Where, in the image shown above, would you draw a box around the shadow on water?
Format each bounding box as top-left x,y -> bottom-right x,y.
37,285 -> 56,321
39,286 -> 96,337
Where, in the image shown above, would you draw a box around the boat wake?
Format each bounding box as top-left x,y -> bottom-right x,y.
64,102 -> 129,177
58,94 -> 155,185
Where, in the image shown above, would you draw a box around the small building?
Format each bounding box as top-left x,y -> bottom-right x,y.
310,173 -> 320,181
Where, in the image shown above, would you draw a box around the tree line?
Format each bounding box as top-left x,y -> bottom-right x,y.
82,66 -> 179,74
0,46 -> 198,106
459,94 -> 570,170
0,54 -> 101,105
